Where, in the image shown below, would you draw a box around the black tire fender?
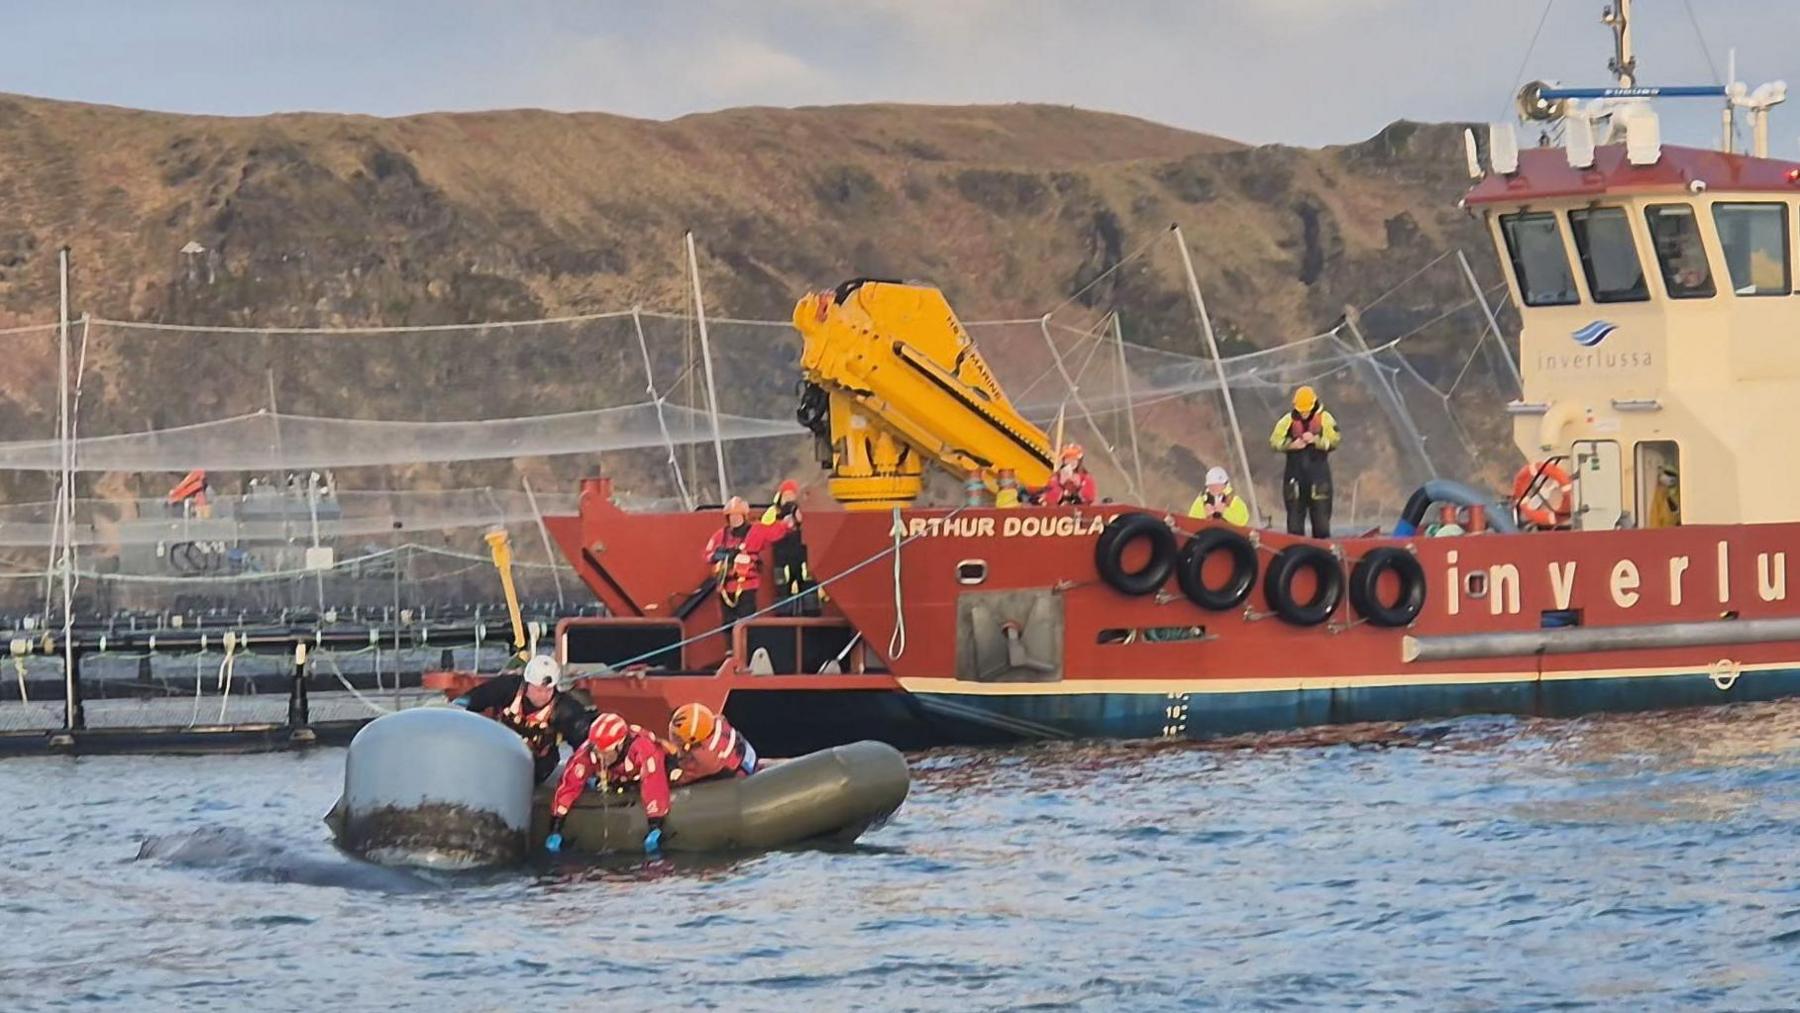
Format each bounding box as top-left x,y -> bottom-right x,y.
1175,528 -> 1259,611
1262,544 -> 1343,627
1348,546 -> 1427,628
1094,513 -> 1177,596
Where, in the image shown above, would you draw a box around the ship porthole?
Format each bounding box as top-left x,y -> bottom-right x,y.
1348,547 -> 1427,628
1262,544 -> 1343,627
1175,528 -> 1259,611
956,560 -> 988,585
1094,513 -> 1177,596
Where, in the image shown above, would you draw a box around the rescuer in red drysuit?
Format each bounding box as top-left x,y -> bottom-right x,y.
667,702 -> 759,784
701,496 -> 795,649
544,712 -> 671,855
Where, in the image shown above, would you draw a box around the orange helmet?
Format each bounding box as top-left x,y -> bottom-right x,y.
669,702 -> 717,748
1059,444 -> 1084,463
586,712 -> 629,755
724,496 -> 749,521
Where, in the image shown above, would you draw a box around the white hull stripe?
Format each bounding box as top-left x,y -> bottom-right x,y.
897,659 -> 1800,698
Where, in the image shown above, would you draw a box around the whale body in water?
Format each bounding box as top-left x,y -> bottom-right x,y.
136,827 -> 436,893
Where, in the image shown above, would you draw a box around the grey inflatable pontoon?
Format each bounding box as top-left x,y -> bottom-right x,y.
327,708 -> 909,867
542,740 -> 910,855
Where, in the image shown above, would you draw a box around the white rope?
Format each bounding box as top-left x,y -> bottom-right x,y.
888,508 -> 907,660
215,632 -> 240,723
316,647 -> 394,716
87,309 -> 636,336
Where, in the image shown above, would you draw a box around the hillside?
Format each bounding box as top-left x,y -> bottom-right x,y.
0,94 -> 1508,514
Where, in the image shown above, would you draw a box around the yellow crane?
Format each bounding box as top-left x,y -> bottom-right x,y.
792,279 -> 1054,510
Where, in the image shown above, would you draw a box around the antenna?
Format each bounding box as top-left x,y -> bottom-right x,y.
1489,122 -> 1520,175
1603,0 -> 1636,88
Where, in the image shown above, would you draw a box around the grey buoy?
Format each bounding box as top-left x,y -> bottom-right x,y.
327,707 -> 534,869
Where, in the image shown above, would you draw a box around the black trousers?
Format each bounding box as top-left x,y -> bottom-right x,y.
1284,475 -> 1332,538
720,589 -> 758,650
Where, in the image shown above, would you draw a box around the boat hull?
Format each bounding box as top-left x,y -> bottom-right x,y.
533,479 -> 1800,754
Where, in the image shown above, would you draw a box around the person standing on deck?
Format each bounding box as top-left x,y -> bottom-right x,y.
1045,444 -> 1098,506
1187,466 -> 1250,526
702,496 -> 794,652
1269,385 -> 1338,538
760,479 -> 819,615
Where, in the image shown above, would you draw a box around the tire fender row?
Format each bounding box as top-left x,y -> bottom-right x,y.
1092,514 -> 1426,629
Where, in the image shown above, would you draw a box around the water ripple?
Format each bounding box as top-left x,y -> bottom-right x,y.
2,702 -> 1800,1009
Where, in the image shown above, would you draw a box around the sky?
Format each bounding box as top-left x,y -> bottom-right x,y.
2,0 -> 1796,148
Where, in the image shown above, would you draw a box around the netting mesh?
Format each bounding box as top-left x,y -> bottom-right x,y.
0,238 -> 1522,620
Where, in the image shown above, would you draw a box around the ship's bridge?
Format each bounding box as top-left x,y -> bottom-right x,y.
1467,142 -> 1800,528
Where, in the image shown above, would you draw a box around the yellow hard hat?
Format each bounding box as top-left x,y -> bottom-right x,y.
1293,386 -> 1318,413
670,702 -> 717,748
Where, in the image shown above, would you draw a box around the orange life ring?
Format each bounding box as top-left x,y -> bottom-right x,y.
1512,460 -> 1574,528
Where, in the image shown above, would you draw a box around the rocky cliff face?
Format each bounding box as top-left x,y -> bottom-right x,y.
0,96 -> 1510,512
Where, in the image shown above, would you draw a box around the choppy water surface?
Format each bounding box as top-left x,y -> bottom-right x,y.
5,703 -> 1800,1011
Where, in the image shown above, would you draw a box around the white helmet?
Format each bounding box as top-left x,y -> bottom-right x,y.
1205,466 -> 1230,488
522,654 -> 563,689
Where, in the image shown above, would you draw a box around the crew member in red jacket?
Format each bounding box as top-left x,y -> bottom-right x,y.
668,702 -> 759,784
701,495 -> 795,648
1045,444 -> 1098,506
545,712 -> 671,855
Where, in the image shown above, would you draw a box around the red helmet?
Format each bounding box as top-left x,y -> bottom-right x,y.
586,712 -> 629,754
777,479 -> 800,498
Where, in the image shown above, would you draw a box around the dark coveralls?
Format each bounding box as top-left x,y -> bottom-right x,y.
761,501 -> 819,616
1269,406 -> 1339,538
456,673 -> 594,783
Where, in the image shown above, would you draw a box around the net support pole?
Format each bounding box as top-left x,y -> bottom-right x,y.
1171,225 -> 1261,524
1455,249 -> 1524,396
1341,305 -> 1436,484
57,246 -> 81,732
1110,312 -> 1148,505
631,306 -> 694,511
1039,315 -> 1137,503
685,232 -> 730,502
520,475 -> 566,608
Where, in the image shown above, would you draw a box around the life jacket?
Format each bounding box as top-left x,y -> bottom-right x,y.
498,685 -> 562,758
677,715 -> 758,782
712,523 -> 763,596
1285,410 -> 1325,443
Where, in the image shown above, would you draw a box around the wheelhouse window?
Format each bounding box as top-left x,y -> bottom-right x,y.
1568,207 -> 1649,302
1499,212 -> 1579,306
1644,204 -> 1716,298
1711,202 -> 1790,295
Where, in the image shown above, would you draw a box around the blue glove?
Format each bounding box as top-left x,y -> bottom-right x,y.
544,832 -> 563,853
642,828 -> 662,854
451,696 -> 471,709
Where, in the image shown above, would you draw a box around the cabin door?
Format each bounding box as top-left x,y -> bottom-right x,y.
1571,440 -> 1623,530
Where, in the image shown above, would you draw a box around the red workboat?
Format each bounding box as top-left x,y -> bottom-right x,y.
436,2 -> 1800,755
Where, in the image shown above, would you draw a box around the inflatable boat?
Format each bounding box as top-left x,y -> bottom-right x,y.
327,708 -> 909,868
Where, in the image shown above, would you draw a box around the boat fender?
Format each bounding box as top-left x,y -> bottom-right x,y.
1094,513 -> 1176,596
1262,544 -> 1343,627
1175,528 -> 1259,611
1348,547 -> 1426,628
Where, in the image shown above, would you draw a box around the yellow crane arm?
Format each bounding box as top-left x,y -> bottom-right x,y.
793,279 -> 1054,510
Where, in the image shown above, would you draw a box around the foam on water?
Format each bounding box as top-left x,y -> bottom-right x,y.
3,704 -> 1800,1010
